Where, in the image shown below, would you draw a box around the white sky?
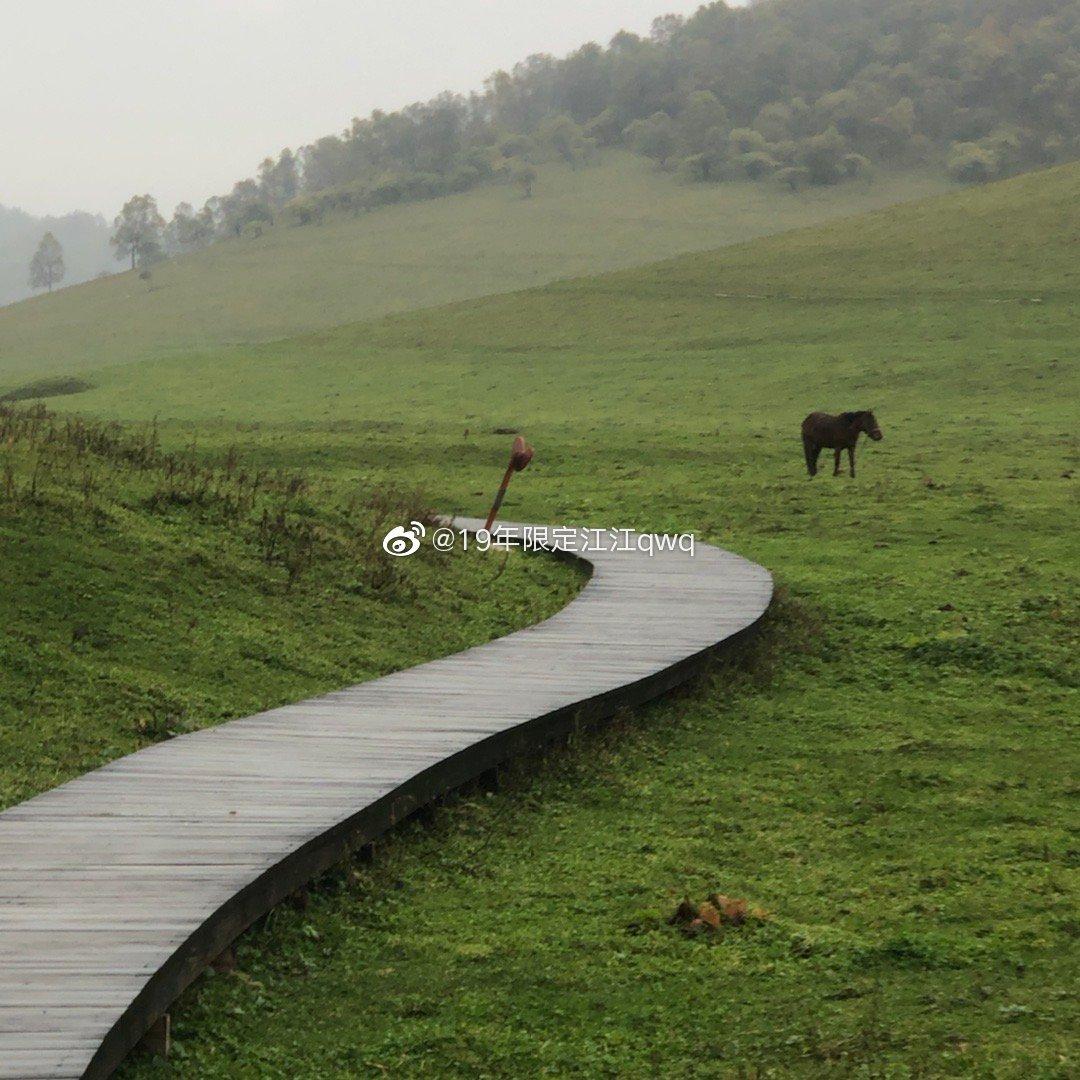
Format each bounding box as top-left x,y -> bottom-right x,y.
3,1 -> 720,219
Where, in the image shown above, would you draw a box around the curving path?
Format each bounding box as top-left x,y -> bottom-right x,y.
0,519 -> 772,1079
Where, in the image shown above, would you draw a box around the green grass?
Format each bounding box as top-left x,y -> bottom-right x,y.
0,409 -> 582,809
0,155 -> 951,383
8,161 -> 1080,1075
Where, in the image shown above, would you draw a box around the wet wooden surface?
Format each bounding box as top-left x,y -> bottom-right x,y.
0,519 -> 772,1078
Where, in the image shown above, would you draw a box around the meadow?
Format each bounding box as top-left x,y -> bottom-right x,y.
0,155 -> 950,383
0,407 -> 582,810
2,162 -> 1076,1075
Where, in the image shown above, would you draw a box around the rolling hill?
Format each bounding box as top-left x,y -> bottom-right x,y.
21,158 -> 1069,1076
0,154 -> 951,384
71,159 -> 1080,436
5,158 -> 1075,1074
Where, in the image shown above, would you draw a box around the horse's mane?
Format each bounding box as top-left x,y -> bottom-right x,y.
841,411 -> 860,423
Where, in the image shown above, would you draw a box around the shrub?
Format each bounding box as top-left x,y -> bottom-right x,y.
797,127 -> 848,185
624,113 -> 678,167
728,127 -> 771,155
585,108 -> 624,147
677,153 -> 713,182
948,141 -> 999,183
740,150 -> 779,180
775,165 -> 811,191
497,134 -> 533,159
841,152 -> 872,178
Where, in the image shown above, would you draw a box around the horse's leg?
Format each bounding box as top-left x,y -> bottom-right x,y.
803,436 -> 819,476
833,448 -> 842,476
848,446 -> 856,478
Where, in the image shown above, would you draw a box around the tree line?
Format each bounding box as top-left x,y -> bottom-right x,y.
31,0 -> 1080,280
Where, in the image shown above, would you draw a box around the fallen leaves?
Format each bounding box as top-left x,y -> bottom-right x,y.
716,895 -> 751,924
697,902 -> 722,930
668,892 -> 766,937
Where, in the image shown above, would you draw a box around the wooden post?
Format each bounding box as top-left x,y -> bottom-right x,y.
139,1013 -> 171,1058
484,436 -> 533,531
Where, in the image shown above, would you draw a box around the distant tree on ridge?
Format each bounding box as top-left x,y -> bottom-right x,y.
165,202 -> 215,254
111,195 -> 166,270
29,232 -> 65,293
258,149 -> 301,207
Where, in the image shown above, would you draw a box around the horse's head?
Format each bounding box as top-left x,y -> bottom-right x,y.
861,410 -> 883,441
844,410 -> 883,440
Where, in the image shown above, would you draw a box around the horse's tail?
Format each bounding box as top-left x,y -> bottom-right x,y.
803,434 -> 818,476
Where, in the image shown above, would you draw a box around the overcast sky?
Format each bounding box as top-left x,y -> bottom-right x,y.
4,1 -> 722,220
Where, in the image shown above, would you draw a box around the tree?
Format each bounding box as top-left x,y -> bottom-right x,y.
650,14 -> 684,44
28,232 -> 65,293
219,179 -> 272,238
754,102 -> 797,142
728,128 -> 771,156
258,149 -> 301,207
111,195 -> 165,270
677,153 -> 712,182
796,127 -> 848,185
679,91 -> 728,149
775,166 -> 810,192
624,112 -> 677,167
299,135 -> 351,192
869,97 -> 917,161
511,162 -> 538,198
739,151 -> 779,180
841,152 -> 872,179
497,133 -> 533,159
947,141 -> 998,183
585,107 -> 623,147
165,202 -> 215,254
555,43 -> 609,123
536,115 -> 594,167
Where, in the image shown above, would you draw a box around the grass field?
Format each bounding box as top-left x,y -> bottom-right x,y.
0,155 -> 951,383
4,160 -> 1077,1075
0,408 -> 582,810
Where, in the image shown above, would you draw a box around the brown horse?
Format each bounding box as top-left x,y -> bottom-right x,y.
802,410 -> 883,477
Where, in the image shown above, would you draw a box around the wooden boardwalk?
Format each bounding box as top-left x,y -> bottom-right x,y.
0,519 -> 772,1079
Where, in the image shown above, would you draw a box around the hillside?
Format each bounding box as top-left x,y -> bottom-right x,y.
0,406 -> 580,810
72,159 -> 1080,430
0,155 -> 950,383
149,0 -> 1080,262
37,161 -> 1070,1075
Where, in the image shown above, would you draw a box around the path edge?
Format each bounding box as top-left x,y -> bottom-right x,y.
81,536 -> 772,1079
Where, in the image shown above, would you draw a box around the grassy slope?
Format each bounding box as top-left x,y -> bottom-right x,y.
0,155 -> 951,382
0,420 -> 582,810
47,164 -> 1080,1075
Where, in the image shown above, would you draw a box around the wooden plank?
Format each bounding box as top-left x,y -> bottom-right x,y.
0,519 -> 771,1079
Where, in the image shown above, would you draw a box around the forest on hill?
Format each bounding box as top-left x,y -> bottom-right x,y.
153,0 -> 1078,249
